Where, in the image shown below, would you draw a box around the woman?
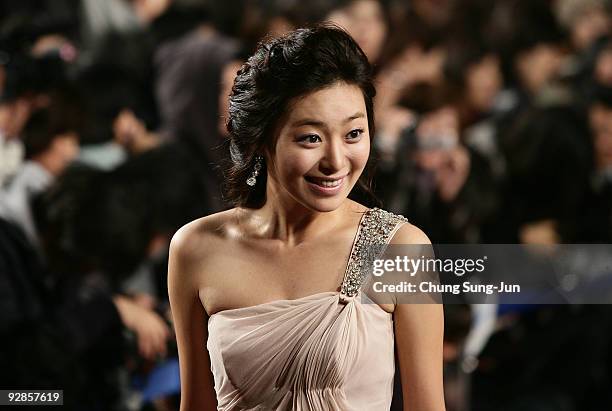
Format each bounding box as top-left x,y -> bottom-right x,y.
168,25 -> 445,410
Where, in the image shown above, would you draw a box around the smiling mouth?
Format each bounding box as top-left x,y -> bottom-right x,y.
304,175 -> 346,188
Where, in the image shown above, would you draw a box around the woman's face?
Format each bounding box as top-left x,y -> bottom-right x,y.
266,82 -> 371,212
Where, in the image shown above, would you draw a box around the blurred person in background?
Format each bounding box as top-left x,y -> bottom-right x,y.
39,142 -> 213,308
0,3 -> 80,185
591,38 -> 612,88
79,0 -> 217,165
493,106 -> 592,244
573,35 -> 612,105
0,57 -> 33,186
490,0 -> 566,107
238,0 -> 301,51
444,41 -> 503,132
0,102 -> 177,410
0,201 -> 173,410
376,85 -> 498,244
374,37 -> 445,121
0,56 -> 74,186
1,142 -> 214,410
325,0 -> 389,66
579,85 -> 612,242
372,0 -> 449,157
75,63 -> 161,170
372,0 -> 457,114
0,212 -> 141,411
384,0 -> 455,50
589,89 -> 612,181
154,13 -> 242,212
556,0 -> 612,53
466,106 -> 608,411
470,303 -> 612,411
0,105 -> 80,252
442,37 -> 506,179
0,155 -> 172,410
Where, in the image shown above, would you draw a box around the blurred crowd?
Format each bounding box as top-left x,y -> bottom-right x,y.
1,0 -> 612,410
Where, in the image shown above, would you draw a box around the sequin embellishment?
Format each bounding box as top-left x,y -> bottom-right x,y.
339,207 -> 409,298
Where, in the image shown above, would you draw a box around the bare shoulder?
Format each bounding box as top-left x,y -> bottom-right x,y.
169,208 -> 240,275
171,208 -> 234,248
389,220 -> 431,245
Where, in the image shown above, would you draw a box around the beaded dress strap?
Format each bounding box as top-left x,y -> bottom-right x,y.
339,208 -> 409,297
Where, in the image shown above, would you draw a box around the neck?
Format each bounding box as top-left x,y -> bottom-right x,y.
242,180 -> 349,246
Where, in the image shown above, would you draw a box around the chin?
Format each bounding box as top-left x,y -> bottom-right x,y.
296,183 -> 354,213
304,198 -> 346,213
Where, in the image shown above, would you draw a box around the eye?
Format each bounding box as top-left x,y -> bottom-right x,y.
346,128 -> 364,141
298,134 -> 322,144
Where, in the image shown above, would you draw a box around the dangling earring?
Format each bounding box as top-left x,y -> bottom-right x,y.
246,155 -> 263,186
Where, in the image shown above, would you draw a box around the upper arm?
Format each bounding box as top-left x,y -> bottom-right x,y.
391,223 -> 446,411
168,224 -> 218,411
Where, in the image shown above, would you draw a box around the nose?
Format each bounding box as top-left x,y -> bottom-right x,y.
319,138 -> 345,174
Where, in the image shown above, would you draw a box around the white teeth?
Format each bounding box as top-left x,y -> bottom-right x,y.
317,178 -> 342,187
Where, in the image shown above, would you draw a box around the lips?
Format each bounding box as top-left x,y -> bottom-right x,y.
304,175 -> 347,196
304,175 -> 346,187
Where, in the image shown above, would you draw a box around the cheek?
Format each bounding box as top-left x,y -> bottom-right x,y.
273,147 -> 318,181
349,139 -> 371,172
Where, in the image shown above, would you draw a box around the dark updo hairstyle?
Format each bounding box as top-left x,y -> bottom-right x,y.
224,24 -> 377,208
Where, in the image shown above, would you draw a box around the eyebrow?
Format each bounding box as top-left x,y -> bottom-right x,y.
290,112 -> 366,128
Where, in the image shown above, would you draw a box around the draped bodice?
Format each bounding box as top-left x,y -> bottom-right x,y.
207,208 -> 409,410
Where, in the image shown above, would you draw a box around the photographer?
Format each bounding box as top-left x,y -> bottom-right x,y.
376,90 -> 498,244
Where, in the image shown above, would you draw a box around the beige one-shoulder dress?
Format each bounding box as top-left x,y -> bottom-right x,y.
207,208 -> 408,410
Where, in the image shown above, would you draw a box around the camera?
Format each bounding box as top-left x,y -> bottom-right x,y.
398,118 -> 457,154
